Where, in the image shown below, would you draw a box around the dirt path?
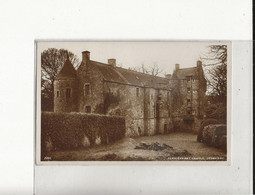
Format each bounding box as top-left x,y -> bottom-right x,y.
47,132 -> 227,161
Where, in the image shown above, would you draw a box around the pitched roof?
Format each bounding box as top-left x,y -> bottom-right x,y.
56,58 -> 171,89
55,59 -> 77,80
90,61 -> 126,83
115,67 -> 170,88
173,67 -> 198,80
89,60 -> 170,89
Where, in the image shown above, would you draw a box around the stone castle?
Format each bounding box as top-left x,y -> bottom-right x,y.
53,51 -> 206,136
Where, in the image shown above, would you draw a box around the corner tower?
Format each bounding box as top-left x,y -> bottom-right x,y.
54,53 -> 78,112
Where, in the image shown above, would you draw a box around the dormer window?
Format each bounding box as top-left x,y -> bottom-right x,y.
84,83 -> 90,96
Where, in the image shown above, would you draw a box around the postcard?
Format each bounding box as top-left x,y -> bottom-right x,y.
36,41 -> 231,165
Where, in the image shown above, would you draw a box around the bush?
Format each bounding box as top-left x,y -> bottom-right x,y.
202,124 -> 226,148
204,103 -> 226,122
41,112 -> 125,158
197,118 -> 219,142
220,135 -> 227,152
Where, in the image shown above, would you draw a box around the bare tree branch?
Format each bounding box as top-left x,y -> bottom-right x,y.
129,62 -> 163,76
202,45 -> 227,104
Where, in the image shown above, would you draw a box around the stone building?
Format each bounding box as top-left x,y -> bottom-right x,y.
171,61 -> 207,132
54,51 -> 206,136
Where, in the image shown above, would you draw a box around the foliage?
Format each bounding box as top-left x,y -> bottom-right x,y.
197,118 -> 219,142
171,80 -> 183,113
204,103 -> 226,122
94,91 -> 121,114
104,91 -> 120,113
41,112 -> 125,159
201,45 -> 227,104
202,124 -> 226,150
41,48 -> 80,111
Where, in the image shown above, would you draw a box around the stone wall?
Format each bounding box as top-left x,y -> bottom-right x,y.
54,54 -> 205,136
102,81 -> 145,136
54,78 -> 78,112
172,77 -> 206,133
101,81 -> 172,137
76,61 -> 105,113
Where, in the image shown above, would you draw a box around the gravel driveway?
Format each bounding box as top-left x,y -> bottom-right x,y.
46,132 -> 227,161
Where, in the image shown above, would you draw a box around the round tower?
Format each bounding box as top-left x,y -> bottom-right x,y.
54,54 -> 78,112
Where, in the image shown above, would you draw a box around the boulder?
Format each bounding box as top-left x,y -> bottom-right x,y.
197,118 -> 219,142
202,124 -> 226,148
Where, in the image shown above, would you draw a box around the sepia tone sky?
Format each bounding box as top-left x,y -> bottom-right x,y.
37,41 -> 225,76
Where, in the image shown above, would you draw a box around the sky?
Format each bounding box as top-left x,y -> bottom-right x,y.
37,41 -> 224,76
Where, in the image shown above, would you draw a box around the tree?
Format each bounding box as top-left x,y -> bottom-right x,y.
41,48 -> 80,111
201,45 -> 227,104
129,62 -> 164,76
148,63 -> 164,76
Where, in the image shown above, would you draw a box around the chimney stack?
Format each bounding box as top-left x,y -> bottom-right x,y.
82,51 -> 90,63
108,59 -> 116,67
175,64 -> 180,70
197,60 -> 202,67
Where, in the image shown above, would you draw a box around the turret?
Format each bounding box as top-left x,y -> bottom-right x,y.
54,53 -> 78,112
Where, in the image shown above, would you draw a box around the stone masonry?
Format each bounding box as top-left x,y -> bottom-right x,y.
54,51 -> 206,136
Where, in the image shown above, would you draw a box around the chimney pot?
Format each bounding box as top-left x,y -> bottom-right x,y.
108,58 -> 116,67
82,51 -> 90,62
197,60 -> 202,66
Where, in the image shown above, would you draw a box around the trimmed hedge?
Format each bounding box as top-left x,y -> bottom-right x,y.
41,112 -> 125,156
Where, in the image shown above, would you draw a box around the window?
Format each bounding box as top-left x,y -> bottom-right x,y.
136,88 -> 140,97
85,106 -> 91,113
186,76 -> 192,81
187,87 -> 191,92
187,99 -> 191,103
57,90 -> 60,97
84,84 -> 90,95
66,88 -> 71,98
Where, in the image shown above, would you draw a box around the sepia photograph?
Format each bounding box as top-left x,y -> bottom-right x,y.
36,41 -> 230,164
0,0 -> 252,193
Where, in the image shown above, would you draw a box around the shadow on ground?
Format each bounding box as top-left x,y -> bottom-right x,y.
44,132 -> 227,161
